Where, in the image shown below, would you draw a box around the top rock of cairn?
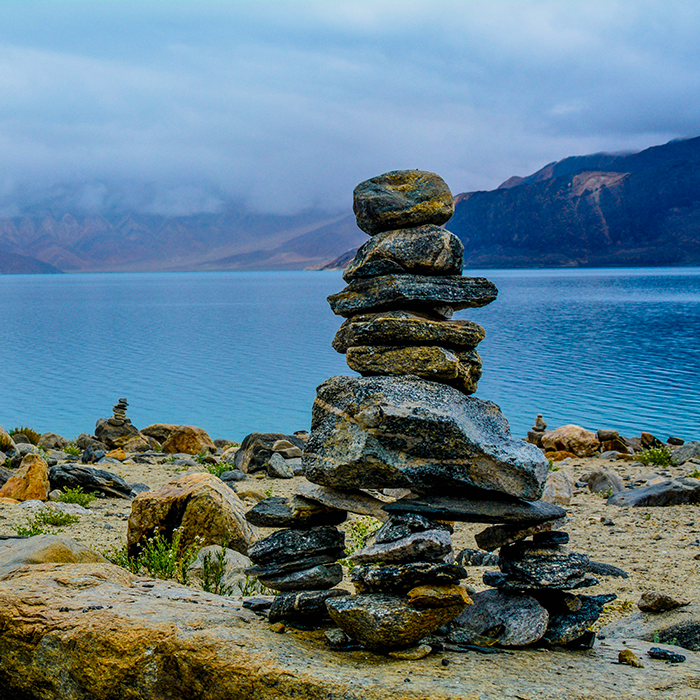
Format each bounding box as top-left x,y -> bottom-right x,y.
353,170 -> 455,236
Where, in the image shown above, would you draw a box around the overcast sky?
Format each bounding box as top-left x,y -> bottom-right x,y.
1,0 -> 699,216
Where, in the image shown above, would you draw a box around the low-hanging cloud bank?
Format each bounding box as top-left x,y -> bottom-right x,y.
0,0 -> 698,217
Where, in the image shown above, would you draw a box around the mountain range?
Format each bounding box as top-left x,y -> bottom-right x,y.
3,135 -> 700,274
324,135 -> 700,271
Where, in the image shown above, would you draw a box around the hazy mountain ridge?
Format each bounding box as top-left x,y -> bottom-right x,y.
0,205 -> 360,273
449,136 -> 700,268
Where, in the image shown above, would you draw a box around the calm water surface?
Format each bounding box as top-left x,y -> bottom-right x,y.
1,268 -> 699,441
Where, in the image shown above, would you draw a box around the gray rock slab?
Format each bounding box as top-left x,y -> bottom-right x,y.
350,562 -> 467,594
367,513 -> 452,546
244,496 -> 347,528
266,452 -> 294,479
384,493 -> 565,524
258,563 -> 343,592
543,594 -> 616,645
607,477 -> 700,507
268,588 -> 349,624
499,543 -> 590,589
48,464 -> 133,499
247,526 -> 345,567
474,518 -> 567,551
351,529 -> 452,565
448,589 -> 549,647
303,375 -> 549,500
342,225 -> 463,281
586,469 -> 625,494
327,274 -> 498,317
332,310 -> 484,354
294,481 -> 389,521
672,441 -> 700,465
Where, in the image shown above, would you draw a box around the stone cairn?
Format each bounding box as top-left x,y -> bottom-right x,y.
245,169 -> 613,651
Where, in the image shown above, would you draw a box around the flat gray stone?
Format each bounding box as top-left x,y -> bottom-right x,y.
607,477 -> 700,507
268,588 -> 349,624
258,563 -> 343,592
332,310 -> 484,354
247,526 -> 345,567
303,375 -> 549,500
384,493 -> 565,524
294,482 -> 389,521
350,562 -> 467,594
48,464 -> 132,499
266,453 -> 294,479
542,594 -> 616,645
474,518 -> 567,551
351,529 -> 452,565
343,225 -> 463,281
448,589 -> 549,647
327,275 -> 498,317
244,496 -> 347,528
498,543 -> 590,589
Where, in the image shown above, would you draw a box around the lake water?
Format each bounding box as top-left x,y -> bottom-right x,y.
1,268 -> 699,443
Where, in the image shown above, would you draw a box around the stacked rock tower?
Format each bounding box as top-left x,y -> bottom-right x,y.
247,170 -> 612,651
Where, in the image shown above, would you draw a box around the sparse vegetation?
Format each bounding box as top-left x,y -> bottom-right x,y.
63,441 -> 81,457
200,544 -> 236,596
338,515 -> 382,570
55,486 -> 97,508
206,461 -> 234,478
105,530 -> 199,585
688,467 -> 700,479
637,446 -> 673,467
12,507 -> 81,536
236,575 -> 273,597
9,426 -> 41,446
0,432 -> 13,453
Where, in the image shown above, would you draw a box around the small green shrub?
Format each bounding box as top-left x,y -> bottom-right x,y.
0,432 -> 13,452
106,530 -> 199,585
56,487 -> 97,508
63,442 -> 81,457
637,446 -> 673,467
688,467 -> 700,479
236,575 -> 273,597
9,427 -> 41,446
200,544 -> 236,596
12,520 -> 48,537
206,461 -> 234,478
34,508 -> 81,527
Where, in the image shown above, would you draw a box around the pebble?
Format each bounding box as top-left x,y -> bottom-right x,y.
388,644 -> 432,660
647,647 -> 686,663
618,649 -> 644,668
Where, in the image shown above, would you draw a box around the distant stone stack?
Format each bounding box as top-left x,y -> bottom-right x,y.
112,398 -> 129,423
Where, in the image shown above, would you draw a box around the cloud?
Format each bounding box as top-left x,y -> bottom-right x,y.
0,1 -> 698,216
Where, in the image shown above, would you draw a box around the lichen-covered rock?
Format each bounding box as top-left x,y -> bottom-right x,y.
498,542 -> 590,589
127,472 -> 254,557
0,454 -> 50,502
326,593 -> 464,650
245,496 -> 346,529
346,345 -> 482,395
247,526 -> 345,567
474,517 -> 567,552
234,432 -> 305,473
161,425 -> 216,455
332,310 -> 484,354
293,481 -> 389,520
328,274 -> 498,317
94,416 -> 141,449
258,563 -> 343,592
449,589 -> 549,647
302,375 -> 549,499
543,594 -> 616,645
343,225 -> 463,280
542,425 -> 600,458
37,432 -> 68,451
353,170 -> 455,235
268,588 -> 349,624
49,464 -> 132,499
407,584 -> 472,609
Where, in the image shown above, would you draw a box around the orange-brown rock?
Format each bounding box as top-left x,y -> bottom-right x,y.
161,425 -> 216,455
106,448 -> 127,461
542,425 -> 600,457
0,454 -> 50,501
127,472 -> 254,557
544,450 -> 578,462
114,434 -> 155,452
407,584 -> 473,609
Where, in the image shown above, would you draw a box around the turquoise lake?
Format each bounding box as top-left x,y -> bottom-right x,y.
1,267 -> 699,442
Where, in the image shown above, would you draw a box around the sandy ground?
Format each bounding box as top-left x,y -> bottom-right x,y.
1,453 -> 698,628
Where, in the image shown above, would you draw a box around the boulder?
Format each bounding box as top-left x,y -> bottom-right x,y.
586,469 -> 625,495
607,478 -> 700,507
326,593 -> 465,651
234,432 -> 305,473
541,470 -> 574,505
127,472 -> 254,557
0,534 -> 106,579
94,417 -> 141,449
541,425 -> 600,457
75,434 -> 109,452
49,464 -> 132,499
346,345 -> 482,395
303,375 -> 549,500
37,433 -> 68,451
266,452 -> 294,479
161,425 -> 216,455
353,169 -> 455,235
0,454 -> 50,501
0,466 -> 11,487
672,441 -> 700,465
638,591 -> 691,612
327,274 -> 498,317
343,225 -> 463,281
332,310 -> 484,354
141,423 -> 180,443
449,589 -> 549,647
